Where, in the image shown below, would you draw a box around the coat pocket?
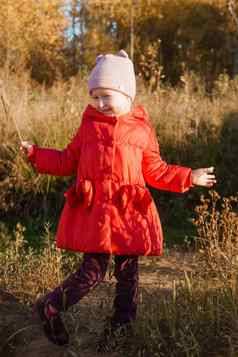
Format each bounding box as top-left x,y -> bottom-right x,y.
64,180 -> 94,208
113,184 -> 152,215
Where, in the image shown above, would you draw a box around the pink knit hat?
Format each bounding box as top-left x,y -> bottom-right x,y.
88,50 -> 136,101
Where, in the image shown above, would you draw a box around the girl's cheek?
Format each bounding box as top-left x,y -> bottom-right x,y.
114,97 -> 131,114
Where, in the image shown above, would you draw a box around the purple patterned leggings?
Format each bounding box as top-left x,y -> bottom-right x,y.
46,253 -> 139,324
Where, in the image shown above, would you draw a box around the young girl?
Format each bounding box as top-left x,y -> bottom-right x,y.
21,50 -> 216,351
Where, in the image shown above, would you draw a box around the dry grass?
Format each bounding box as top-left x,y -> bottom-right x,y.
0,69 -> 238,216
0,222 -> 78,304
1,69 -> 238,355
126,277 -> 238,357
194,191 -> 238,280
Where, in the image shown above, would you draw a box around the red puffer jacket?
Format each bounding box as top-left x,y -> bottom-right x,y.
29,104 -> 192,256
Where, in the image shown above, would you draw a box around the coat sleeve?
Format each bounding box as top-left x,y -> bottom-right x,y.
142,126 -> 193,193
28,128 -> 81,177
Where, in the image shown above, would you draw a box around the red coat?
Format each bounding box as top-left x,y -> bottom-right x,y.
29,104 -> 192,256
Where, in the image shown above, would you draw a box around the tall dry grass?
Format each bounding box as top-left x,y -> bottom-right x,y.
194,191 -> 238,280
0,222 -> 78,303
1,69 -> 238,220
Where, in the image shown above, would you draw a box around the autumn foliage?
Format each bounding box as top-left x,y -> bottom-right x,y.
1,0 -> 67,83
1,0 -> 238,85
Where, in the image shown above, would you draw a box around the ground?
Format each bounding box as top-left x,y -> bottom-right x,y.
0,250 -> 197,357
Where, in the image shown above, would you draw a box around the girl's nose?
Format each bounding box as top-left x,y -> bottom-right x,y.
98,97 -> 104,108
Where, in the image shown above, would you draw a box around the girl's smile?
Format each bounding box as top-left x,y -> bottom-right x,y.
90,88 -> 132,116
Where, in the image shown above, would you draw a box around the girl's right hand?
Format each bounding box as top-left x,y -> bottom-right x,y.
20,141 -> 33,154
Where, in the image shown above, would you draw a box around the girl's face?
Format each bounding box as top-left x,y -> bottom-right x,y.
90,88 -> 132,116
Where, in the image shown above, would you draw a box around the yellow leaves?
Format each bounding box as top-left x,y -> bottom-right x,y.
1,0 -> 67,71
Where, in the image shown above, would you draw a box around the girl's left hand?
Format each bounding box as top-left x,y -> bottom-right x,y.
191,167 -> 216,187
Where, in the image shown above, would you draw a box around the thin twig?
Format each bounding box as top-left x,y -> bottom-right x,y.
0,324 -> 38,350
0,85 -> 23,141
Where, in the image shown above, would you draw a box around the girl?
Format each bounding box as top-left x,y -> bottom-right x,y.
21,50 -> 216,351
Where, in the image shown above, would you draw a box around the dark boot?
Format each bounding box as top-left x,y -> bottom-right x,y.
34,298 -> 69,346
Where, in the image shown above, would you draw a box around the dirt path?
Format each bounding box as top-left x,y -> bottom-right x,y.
0,250 -> 197,357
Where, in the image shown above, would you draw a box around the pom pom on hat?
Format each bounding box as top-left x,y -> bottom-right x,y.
88,50 -> 136,101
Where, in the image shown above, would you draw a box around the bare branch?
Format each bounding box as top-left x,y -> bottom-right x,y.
228,0 -> 238,32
